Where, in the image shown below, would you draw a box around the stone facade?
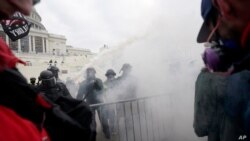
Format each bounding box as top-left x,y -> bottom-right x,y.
66,45 -> 94,57
0,9 -> 92,56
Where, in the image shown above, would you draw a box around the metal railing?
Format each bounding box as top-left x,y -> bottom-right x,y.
91,95 -> 171,141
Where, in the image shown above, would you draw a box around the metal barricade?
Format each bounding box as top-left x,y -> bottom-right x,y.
90,95 -> 171,141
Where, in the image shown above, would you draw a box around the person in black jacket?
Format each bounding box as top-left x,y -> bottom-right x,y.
45,66 -> 72,98
47,65 -> 62,82
77,67 -> 110,141
37,70 -> 93,141
77,68 -> 104,104
103,69 -> 118,135
0,1 -> 52,141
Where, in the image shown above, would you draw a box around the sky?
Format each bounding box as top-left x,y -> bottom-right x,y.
35,0 -> 203,53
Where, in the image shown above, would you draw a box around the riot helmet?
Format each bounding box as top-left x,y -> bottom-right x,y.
30,77 -> 36,85
39,70 -> 56,88
85,67 -> 96,80
47,66 -> 59,79
105,69 -> 116,80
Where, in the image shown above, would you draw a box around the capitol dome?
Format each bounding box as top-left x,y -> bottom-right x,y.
27,9 -> 47,31
0,9 -> 67,55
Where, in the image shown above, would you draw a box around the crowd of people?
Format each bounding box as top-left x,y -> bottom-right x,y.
0,1 -> 136,141
27,63 -> 137,141
0,0 -> 250,141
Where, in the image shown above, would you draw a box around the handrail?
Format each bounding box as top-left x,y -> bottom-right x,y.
90,94 -> 166,108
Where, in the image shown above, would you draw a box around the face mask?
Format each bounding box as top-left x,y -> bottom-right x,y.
220,39 -> 240,49
107,75 -> 115,80
86,72 -> 95,79
202,47 -> 220,72
42,77 -> 56,88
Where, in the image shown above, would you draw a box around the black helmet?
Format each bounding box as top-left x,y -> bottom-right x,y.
30,77 -> 36,85
30,77 -> 36,81
86,67 -> 96,74
47,66 -> 59,72
105,69 -> 116,76
39,70 -> 56,88
39,70 -> 54,79
47,66 -> 60,78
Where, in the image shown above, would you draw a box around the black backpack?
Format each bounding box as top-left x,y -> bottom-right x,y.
44,96 -> 93,141
0,68 -> 93,141
45,94 -> 92,141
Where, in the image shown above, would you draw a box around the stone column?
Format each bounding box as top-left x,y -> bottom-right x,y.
17,39 -> 21,53
42,37 -> 45,53
32,36 -> 36,53
28,36 -> 32,53
46,38 -> 49,54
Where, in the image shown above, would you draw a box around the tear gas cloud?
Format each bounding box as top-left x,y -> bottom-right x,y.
81,34 -> 204,141
65,0 -> 206,140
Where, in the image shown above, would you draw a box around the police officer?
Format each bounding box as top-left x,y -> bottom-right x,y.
29,77 -> 37,90
37,70 -> 61,100
47,66 -> 61,82
47,66 -> 72,98
104,69 -> 117,89
104,69 -> 117,135
76,67 -> 108,141
49,59 -> 53,66
37,70 -> 71,99
30,77 -> 36,86
37,70 -> 93,141
77,67 -> 104,104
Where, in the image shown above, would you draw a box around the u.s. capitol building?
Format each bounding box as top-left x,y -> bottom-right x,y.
0,9 -> 95,81
0,9 -> 93,56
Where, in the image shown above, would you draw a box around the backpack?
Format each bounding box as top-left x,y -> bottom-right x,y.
56,82 -> 72,98
36,82 -> 93,141
44,96 -> 93,141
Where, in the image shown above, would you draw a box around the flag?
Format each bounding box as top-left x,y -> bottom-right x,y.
1,12 -> 31,41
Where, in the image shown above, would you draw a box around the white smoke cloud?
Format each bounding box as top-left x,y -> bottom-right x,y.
36,0 -> 203,52
74,21 -> 205,141
36,0 -> 207,140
